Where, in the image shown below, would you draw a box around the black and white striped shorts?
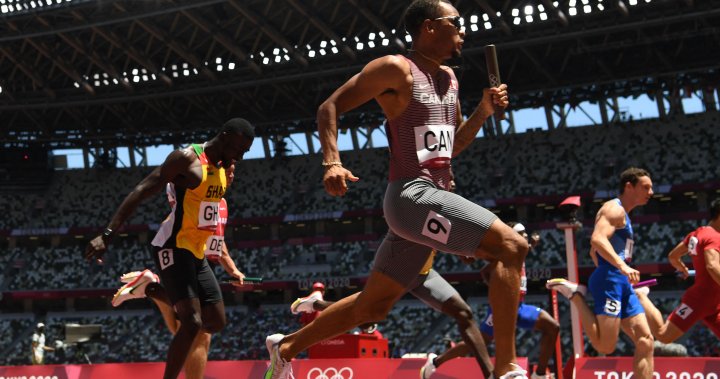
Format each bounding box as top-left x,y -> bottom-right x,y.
372,178 -> 497,286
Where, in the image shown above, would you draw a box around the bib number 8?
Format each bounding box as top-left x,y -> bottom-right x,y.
158,249 -> 174,270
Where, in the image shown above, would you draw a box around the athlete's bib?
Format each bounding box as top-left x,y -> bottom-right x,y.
198,201 -> 220,230
415,124 -> 454,168
688,236 -> 698,256
624,238 -> 634,261
204,235 -> 224,258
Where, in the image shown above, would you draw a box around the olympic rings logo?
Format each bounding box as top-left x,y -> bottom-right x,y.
307,366 -> 354,379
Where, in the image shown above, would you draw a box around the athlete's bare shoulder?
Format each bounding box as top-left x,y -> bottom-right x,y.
160,147 -> 202,189
165,147 -> 197,168
597,200 -> 626,228
362,55 -> 411,87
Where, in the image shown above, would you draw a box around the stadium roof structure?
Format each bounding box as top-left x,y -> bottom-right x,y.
0,0 -> 719,149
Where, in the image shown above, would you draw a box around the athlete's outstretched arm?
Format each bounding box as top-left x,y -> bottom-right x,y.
84,149 -> 194,261
220,243 -> 244,285
591,202 -> 640,283
452,84 -> 508,158
317,56 -> 407,197
667,241 -> 690,278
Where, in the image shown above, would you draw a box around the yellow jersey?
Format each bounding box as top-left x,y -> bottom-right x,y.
151,144 -> 226,259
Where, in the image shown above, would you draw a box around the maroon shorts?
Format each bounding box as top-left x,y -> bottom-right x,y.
668,285 -> 720,337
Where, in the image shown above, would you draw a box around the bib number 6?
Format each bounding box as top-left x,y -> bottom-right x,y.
422,211 -> 452,245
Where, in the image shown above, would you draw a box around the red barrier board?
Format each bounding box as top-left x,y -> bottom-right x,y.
308,333 -> 389,359
0,357 -> 528,379
576,357 -> 720,378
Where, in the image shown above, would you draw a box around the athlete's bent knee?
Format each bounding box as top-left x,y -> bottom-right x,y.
503,233 -> 528,267
177,312 -> 203,334
595,342 -> 616,355
635,333 -> 654,355
203,315 -> 226,334
451,304 -> 475,327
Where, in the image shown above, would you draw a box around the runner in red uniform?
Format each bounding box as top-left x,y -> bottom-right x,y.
635,198 -> 720,342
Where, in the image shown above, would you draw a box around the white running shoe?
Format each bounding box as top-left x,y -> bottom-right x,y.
531,372 -> 555,379
120,269 -> 159,284
545,278 -> 587,300
420,353 -> 437,379
290,291 -> 322,315
264,334 -> 294,379
490,363 -> 528,379
111,269 -> 156,307
634,285 -> 650,297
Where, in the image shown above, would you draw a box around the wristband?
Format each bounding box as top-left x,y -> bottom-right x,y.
101,228 -> 114,242
321,161 -> 342,167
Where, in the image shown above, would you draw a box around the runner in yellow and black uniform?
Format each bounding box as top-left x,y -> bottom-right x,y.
85,118 -> 255,379
150,143 -> 226,305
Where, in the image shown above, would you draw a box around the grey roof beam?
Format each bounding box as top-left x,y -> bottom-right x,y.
284,0 -> 356,60
30,15 -> 131,92
227,0 -> 309,67
70,11 -> 173,87
6,21 -> 94,95
520,47 -> 558,85
472,0 -> 512,36
0,46 -> 56,98
113,4 -> 217,81
345,0 -> 405,50
180,10 -> 263,75
0,0 -> 227,43
539,0 -> 568,27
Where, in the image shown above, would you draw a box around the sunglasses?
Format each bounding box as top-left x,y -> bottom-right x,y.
433,15 -> 463,31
